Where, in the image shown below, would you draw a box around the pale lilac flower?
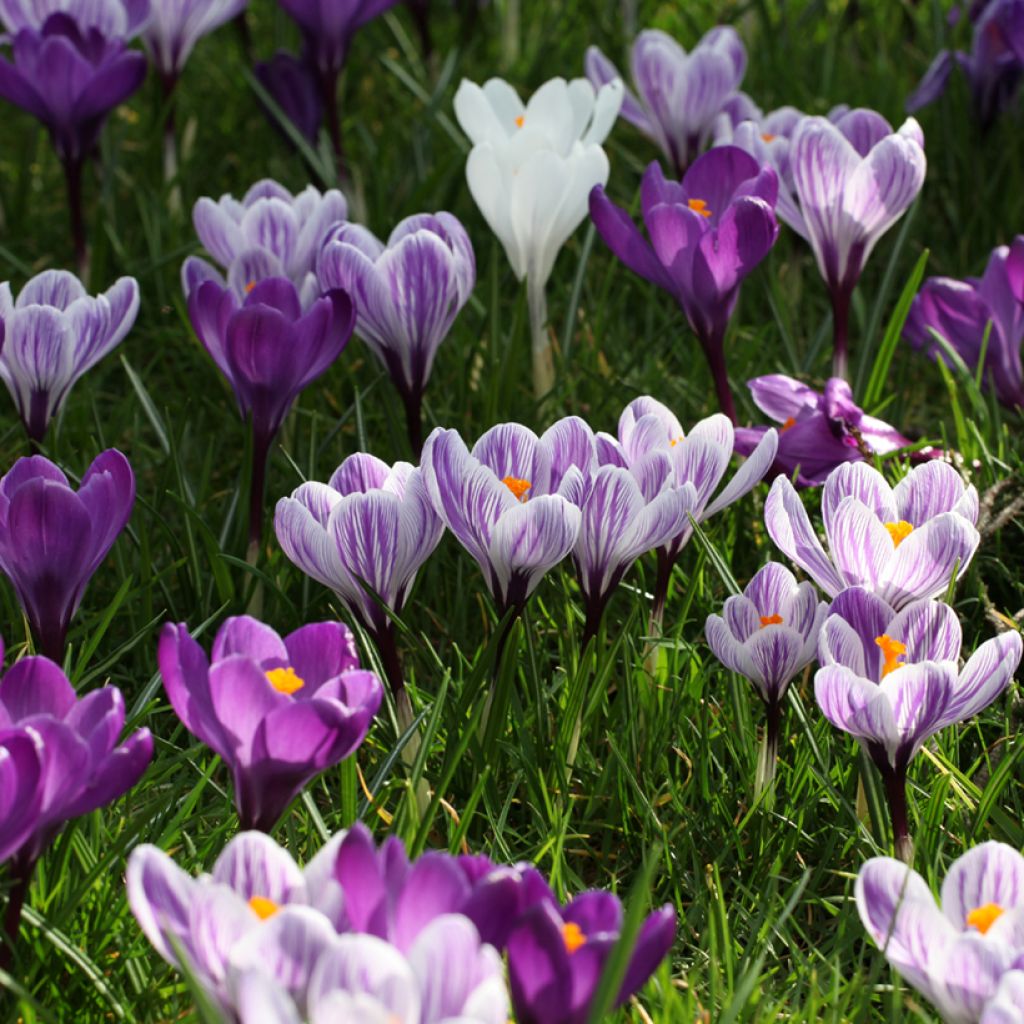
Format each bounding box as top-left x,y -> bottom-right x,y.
765,460 -> 980,609
142,0 -> 248,81
0,0 -> 149,35
982,972 -> 1024,1024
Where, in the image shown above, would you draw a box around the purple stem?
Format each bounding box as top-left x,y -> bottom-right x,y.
63,158 -> 87,281
831,284 -> 853,381
700,328 -> 737,425
883,764 -> 914,864
0,856 -> 35,971
248,429 -> 273,554
33,612 -> 67,666
650,547 -> 675,630
401,387 -> 424,458
25,391 -> 49,445
318,68 -> 345,180
371,622 -> 405,699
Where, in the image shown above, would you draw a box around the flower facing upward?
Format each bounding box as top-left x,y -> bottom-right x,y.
142,0 -> 248,81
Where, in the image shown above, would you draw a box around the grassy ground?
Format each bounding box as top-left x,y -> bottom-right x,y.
1,0 -> 1023,1020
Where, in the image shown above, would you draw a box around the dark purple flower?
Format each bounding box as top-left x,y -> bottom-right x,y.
157,616 -> 384,832
0,450 -> 135,662
0,726 -> 44,864
904,237 -> 1024,408
255,51 -> 324,145
589,149 -> 778,423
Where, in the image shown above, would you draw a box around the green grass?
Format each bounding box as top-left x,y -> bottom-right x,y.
2,0 -> 1024,1020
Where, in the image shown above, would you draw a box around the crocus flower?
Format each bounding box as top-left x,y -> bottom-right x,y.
790,109 -> 927,378
318,213 -> 476,452
420,421 -> 586,618
904,236 -> 1024,409
255,51 -> 324,145
0,0 -> 149,33
765,460 -> 980,610
0,450 -> 134,661
157,616 -> 383,831
982,972 -> 1024,1024
589,150 -> 779,423
857,842 -> 1024,1019
187,277 -> 354,548
0,727 -> 43,864
818,589 -> 1020,861
705,562 -> 828,793
585,25 -> 747,174
275,454 -> 444,704
0,270 -> 140,441
454,76 -> 623,399
734,374 -> 923,488
142,0 -> 247,82
182,180 -> 349,307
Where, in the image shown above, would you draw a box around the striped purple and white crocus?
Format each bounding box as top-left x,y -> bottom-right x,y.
765,460 -> 980,610
705,562 -> 827,794
818,588 -> 1021,862
857,842 -> 1024,1022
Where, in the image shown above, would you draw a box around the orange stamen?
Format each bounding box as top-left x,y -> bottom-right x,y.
760,614 -> 784,627
875,635 -> 907,678
669,435 -> 684,447
248,896 -> 279,920
502,477 -> 531,501
761,133 -> 776,143
966,903 -> 1005,935
244,281 -> 257,294
687,198 -> 713,218
562,922 -> 586,954
884,521 -> 914,547
514,114 -> 525,128
780,417 -> 797,433
266,667 -> 305,695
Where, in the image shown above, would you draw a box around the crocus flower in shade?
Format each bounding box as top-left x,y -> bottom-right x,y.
454,76 -> 623,399
318,213 -> 476,452
157,616 -> 383,831
734,375 -> 923,488
0,450 -> 134,661
585,25 -> 747,174
589,150 -> 779,423
182,180 -> 348,308
765,460 -> 980,610
187,277 -> 354,549
0,0 -> 149,33
597,397 -> 779,626
982,972 -> 1024,1024
818,589 -> 1020,861
255,51 -> 324,145
904,236 -> 1024,409
142,0 -> 247,82
420,421 -> 586,619
705,562 -> 827,794
856,842 -> 1024,1020
790,110 -> 927,378
0,727 -> 44,865
0,270 -> 140,441
274,454 -> 444,713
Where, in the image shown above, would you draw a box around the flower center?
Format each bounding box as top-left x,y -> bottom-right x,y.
780,417 -> 797,433
248,896 -> 279,920
562,922 -> 586,954
884,521 -> 914,547
669,435 -> 684,447
502,477 -> 531,501
966,903 -> 1005,934
244,281 -> 257,294
874,634 -> 907,677
266,666 -> 305,695
760,614 -> 784,627
687,198 -> 712,219
761,132 -> 776,142
514,114 -> 525,128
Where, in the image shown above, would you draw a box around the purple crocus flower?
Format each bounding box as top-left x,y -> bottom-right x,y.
765,460 -> 980,610
182,180 -> 348,307
818,589 -> 1020,861
255,51 -> 324,145
0,450 -> 134,661
275,453 -> 444,706
585,25 -> 747,174
904,236 -> 1024,408
142,0 -> 247,82
589,149 -> 779,422
734,374 -> 923,488
857,841 -> 1024,1020
0,270 -> 139,441
790,109 -> 927,377
705,562 -> 827,792
0,727 -> 43,864
158,616 -> 383,832
318,213 -> 476,453
187,276 -> 354,548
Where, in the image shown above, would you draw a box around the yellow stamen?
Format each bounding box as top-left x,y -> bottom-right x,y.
266,666 -> 305,695
244,281 -> 257,294
514,114 -> 525,128
760,614 -> 784,627
761,133 -> 776,143
884,521 -> 914,547
687,198 -> 713,219
669,435 -> 684,447
966,903 -> 1005,935
562,921 -> 586,954
781,417 -> 797,433
502,477 -> 531,501
248,896 -> 279,920
875,634 -> 907,678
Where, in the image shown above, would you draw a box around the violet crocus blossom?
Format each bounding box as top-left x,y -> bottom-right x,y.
142,0 -> 247,82
585,25 -> 748,174
0,450 -> 134,661
818,589 -> 1020,861
255,51 -> 323,145
857,842 -> 1024,1020
790,109 -> 927,378
158,616 -> 383,832
182,180 -> 348,307
187,277 -> 354,549
318,213 -> 476,452
983,973 -> 1024,1024
734,375 -> 922,488
904,236 -> 1024,408
589,149 -> 779,423
0,727 -> 43,865
765,460 -> 980,610
705,562 -> 827,793
0,270 -> 139,441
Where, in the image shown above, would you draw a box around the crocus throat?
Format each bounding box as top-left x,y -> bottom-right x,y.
502,477 -> 531,501
760,614 -> 784,627
562,921 -> 586,954
966,902 -> 1005,934
266,666 -> 305,694
687,198 -> 712,219
780,417 -> 797,433
875,634 -> 907,677
248,896 -> 279,920
761,133 -> 776,142
884,521 -> 914,547
244,281 -> 257,294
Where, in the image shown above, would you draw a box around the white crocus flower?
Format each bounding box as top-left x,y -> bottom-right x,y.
454,76 -> 623,400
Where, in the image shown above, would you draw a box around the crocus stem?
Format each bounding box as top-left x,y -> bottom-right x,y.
373,623 -> 406,700
883,765 -> 914,864
26,391 -> 48,445
701,330 -> 737,425
401,387 -> 424,457
831,285 -> 853,380
479,604 -> 524,740
406,0 -> 432,59
64,157 -> 88,282
233,9 -> 252,62
501,0 -> 520,68
649,547 -> 674,636
33,614 -> 67,665
527,274 -> 555,404
319,69 -> 345,181
1,858 -> 34,971
161,74 -> 182,215
247,430 -> 272,558
580,595 -> 609,654
755,698 -> 782,800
